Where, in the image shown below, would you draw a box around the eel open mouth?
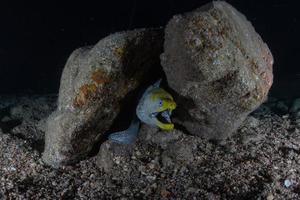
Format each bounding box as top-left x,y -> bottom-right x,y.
156,109 -> 172,124
151,109 -> 174,130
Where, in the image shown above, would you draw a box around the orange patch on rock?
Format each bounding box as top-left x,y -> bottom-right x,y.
74,83 -> 98,107
91,69 -> 110,85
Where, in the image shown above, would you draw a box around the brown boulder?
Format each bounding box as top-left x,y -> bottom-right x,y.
161,1 -> 273,139
42,29 -> 163,167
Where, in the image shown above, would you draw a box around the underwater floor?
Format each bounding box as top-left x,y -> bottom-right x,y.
0,95 -> 299,199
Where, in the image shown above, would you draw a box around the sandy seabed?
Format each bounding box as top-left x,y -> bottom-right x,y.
0,95 -> 300,199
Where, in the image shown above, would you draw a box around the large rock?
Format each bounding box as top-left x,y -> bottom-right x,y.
161,1 -> 273,139
42,29 -> 163,167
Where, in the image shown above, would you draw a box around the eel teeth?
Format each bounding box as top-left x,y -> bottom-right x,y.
161,110 -> 171,123
150,113 -> 157,118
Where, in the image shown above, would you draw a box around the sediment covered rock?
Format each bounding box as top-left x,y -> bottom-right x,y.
43,29 -> 163,167
161,1 -> 273,139
96,124 -> 196,173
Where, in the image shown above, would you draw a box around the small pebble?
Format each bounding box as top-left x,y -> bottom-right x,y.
284,179 -> 292,188
161,189 -> 171,198
267,194 -> 274,200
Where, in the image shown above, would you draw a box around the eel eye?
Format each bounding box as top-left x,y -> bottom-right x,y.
159,99 -> 163,106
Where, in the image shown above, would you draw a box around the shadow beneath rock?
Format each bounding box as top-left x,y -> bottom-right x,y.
88,84 -> 142,158
89,66 -> 167,158
31,139 -> 45,154
0,119 -> 22,133
0,106 -> 22,133
174,123 -> 194,136
0,106 -> 11,119
164,86 -> 197,123
0,106 -> 45,154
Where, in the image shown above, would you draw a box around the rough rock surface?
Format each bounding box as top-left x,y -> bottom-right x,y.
1,95 -> 300,199
42,29 -> 164,167
161,1 -> 273,139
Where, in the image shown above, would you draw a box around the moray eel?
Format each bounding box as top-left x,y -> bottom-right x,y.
108,79 -> 176,144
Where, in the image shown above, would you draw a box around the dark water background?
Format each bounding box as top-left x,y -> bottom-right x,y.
0,0 -> 298,98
